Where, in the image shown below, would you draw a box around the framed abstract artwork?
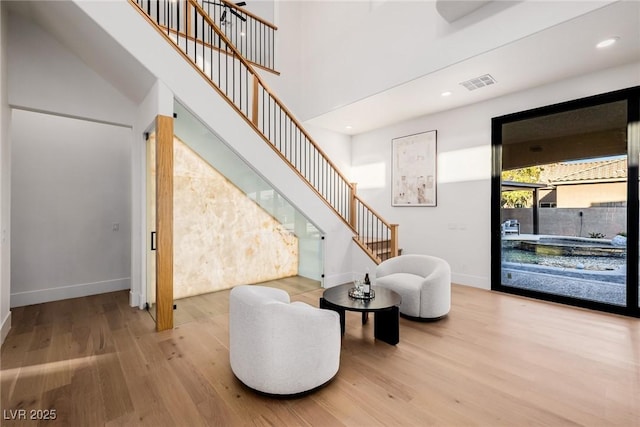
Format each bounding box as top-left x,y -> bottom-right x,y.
392,130 -> 437,206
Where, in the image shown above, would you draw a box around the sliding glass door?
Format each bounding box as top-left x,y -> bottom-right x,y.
492,87 -> 640,317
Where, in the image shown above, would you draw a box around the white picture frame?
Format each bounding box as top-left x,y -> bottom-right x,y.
392,130 -> 437,207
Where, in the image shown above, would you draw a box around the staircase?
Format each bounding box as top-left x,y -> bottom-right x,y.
130,0 -> 398,264
365,238 -> 404,263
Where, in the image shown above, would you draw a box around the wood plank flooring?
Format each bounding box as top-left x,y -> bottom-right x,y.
1,278 -> 639,426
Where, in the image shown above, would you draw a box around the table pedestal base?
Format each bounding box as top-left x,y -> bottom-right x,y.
319,298 -> 399,345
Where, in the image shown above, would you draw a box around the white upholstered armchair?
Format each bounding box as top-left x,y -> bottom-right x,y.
229,285 -> 341,396
374,254 -> 451,321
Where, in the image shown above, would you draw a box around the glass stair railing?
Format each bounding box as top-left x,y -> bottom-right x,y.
173,101 -> 324,283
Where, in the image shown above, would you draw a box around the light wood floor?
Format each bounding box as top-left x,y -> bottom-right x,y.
1,278 -> 639,426
172,276 -> 322,326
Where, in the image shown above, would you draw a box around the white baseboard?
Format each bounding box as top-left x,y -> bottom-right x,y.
327,272 -> 489,290
451,272 -> 490,290
1,311 -> 11,346
10,278 -> 131,308
129,289 -> 141,308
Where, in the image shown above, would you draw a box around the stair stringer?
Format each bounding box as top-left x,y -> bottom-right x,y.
74,0 -> 356,288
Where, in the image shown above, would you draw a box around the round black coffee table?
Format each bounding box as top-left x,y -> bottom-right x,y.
320,283 -> 402,345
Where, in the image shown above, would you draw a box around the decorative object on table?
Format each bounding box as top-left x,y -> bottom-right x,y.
392,130 -> 437,206
363,272 -> 371,297
348,286 -> 375,300
353,276 -> 363,293
375,254 -> 451,321
349,272 -> 375,300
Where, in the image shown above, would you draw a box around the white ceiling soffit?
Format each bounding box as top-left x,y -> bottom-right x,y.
9,0 -> 156,105
436,0 -> 493,23
306,0 -> 640,136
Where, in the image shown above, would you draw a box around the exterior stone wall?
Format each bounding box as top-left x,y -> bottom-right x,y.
503,207 -> 626,238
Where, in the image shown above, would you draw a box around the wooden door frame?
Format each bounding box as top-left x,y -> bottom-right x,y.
156,115 -> 174,331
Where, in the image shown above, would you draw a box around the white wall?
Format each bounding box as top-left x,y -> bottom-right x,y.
272,0 -> 617,122
260,0 -> 302,114
7,11 -> 135,307
10,110 -> 132,307
304,122 -> 352,176
7,11 -> 136,125
245,1 -> 274,24
352,62 -> 640,289
1,1 -> 11,344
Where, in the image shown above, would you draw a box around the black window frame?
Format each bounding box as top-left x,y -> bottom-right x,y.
491,86 -> 640,318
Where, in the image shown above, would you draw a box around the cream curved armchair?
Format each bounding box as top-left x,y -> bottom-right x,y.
375,254 -> 451,321
229,285 -> 341,396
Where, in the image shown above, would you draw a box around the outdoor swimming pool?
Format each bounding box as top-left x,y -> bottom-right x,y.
501,236 -> 628,305
502,236 -> 626,272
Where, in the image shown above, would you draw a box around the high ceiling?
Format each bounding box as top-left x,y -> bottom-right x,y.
306,0 -> 640,135
7,1 -> 639,138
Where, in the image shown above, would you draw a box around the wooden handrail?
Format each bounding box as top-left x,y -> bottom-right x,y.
352,224 -> 399,264
130,0 -> 398,264
185,0 -> 358,217
186,0 -> 354,190
349,183 -> 357,229
389,224 -> 399,258
153,0 -> 354,201
133,0 -> 355,224
186,0 -> 277,72
217,0 -> 278,30
354,194 -> 394,230
188,0 -> 275,86
156,24 -> 280,74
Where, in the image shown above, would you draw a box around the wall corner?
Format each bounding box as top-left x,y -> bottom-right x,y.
1,311 -> 11,346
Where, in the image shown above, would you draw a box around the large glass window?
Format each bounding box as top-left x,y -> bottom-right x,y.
493,90 -> 640,317
501,156 -> 627,306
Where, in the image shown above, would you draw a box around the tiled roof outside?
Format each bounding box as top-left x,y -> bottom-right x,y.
540,158 -> 627,184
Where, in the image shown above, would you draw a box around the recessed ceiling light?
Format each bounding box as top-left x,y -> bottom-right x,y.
596,37 -> 619,49
441,91 -> 452,97
345,125 -> 352,130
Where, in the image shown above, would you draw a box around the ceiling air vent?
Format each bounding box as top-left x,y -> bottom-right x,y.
459,74 -> 497,91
